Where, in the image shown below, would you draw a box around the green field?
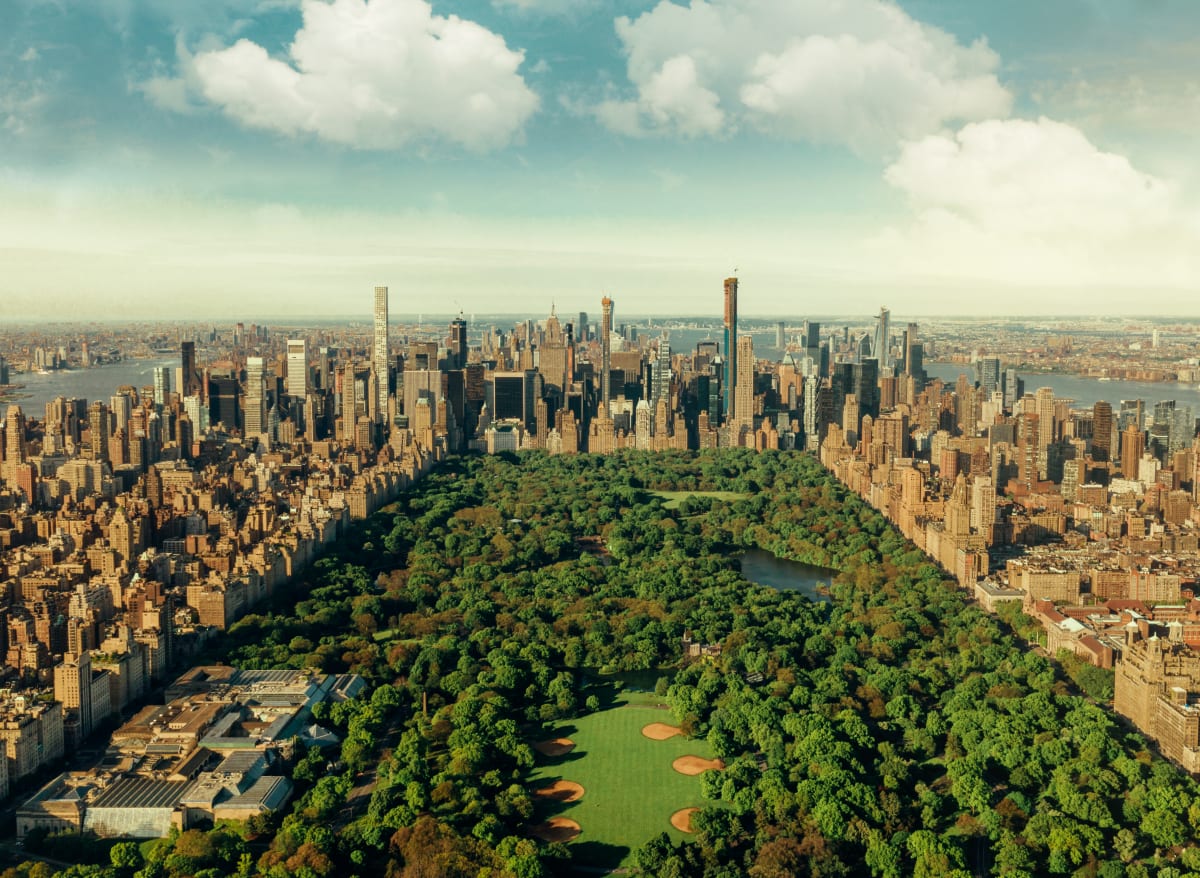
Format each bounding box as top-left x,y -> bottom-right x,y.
652,490 -> 749,510
529,692 -> 719,869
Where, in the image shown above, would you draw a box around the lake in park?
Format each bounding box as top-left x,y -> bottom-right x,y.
739,547 -> 837,603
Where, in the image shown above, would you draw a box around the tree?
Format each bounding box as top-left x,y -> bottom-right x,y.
110,842 -> 143,874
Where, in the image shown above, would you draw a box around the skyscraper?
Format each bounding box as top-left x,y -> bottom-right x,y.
209,378 -> 240,432
89,401 -> 110,463
736,334 -> 754,435
600,297 -> 613,416
1092,401 -> 1113,462
874,307 -> 891,370
244,357 -> 266,437
723,277 -> 738,422
448,315 -> 468,371
373,286 -> 390,423
802,320 -> 820,365
1035,387 -> 1055,479
180,341 -> 199,397
340,362 -> 358,442
976,358 -> 1001,397
287,339 -> 308,399
152,366 -> 171,407
1121,423 -> 1145,479
1003,368 -> 1023,411
902,323 -> 919,375
3,406 -> 26,473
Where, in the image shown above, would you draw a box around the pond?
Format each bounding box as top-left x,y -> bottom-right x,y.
739,547 -> 838,604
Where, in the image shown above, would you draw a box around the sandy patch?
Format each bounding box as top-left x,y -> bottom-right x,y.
672,756 -> 725,776
531,817 -> 582,843
642,722 -> 684,741
533,780 -> 584,803
533,737 -> 576,757
671,808 -> 699,833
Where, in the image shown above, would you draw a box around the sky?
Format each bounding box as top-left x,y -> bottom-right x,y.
2,0 -> 1200,320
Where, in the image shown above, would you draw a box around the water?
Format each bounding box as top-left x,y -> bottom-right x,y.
739,548 -> 836,603
1,357 -> 177,413
925,362 -> 1200,412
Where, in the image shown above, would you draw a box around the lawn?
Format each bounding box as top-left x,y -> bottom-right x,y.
652,490 -> 749,510
529,691 -> 720,869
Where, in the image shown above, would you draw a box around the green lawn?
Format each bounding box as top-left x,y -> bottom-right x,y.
652,490 -> 749,510
530,692 -> 719,869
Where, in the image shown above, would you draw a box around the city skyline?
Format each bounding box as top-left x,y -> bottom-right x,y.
3,0 -> 1200,318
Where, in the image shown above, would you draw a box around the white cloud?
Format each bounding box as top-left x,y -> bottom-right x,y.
636,54 -> 725,137
187,0 -> 539,151
876,117 -> 1196,286
19,47 -> 39,62
600,0 -> 1011,151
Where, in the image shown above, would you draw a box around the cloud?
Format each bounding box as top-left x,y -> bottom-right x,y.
597,54 -> 724,138
599,0 -> 1011,151
186,0 -> 539,151
876,117 -> 1195,285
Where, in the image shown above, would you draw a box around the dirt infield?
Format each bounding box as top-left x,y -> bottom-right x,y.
534,780 -> 585,802
670,808 -> 699,833
533,737 -> 576,757
531,817 -> 582,843
672,756 -> 725,776
641,722 -> 684,741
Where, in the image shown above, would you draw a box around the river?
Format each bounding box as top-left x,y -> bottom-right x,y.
925,362 -> 1200,412
739,548 -> 836,603
1,357 -> 178,414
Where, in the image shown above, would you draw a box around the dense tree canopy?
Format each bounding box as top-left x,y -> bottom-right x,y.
41,449 -> 1200,877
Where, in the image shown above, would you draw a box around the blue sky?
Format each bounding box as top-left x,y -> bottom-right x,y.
2,0 -> 1199,319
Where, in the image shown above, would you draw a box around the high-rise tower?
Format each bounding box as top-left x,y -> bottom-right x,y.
600,297 -> 613,415
3,406 -> 26,474
448,315 -> 468,371
723,277 -> 738,422
1121,423 -> 1145,479
244,357 -> 267,438
1092,401 -> 1113,462
181,341 -> 199,397
373,286 -> 390,423
287,339 -> 308,399
89,401 -> 110,463
736,334 -> 754,435
874,307 -> 891,370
